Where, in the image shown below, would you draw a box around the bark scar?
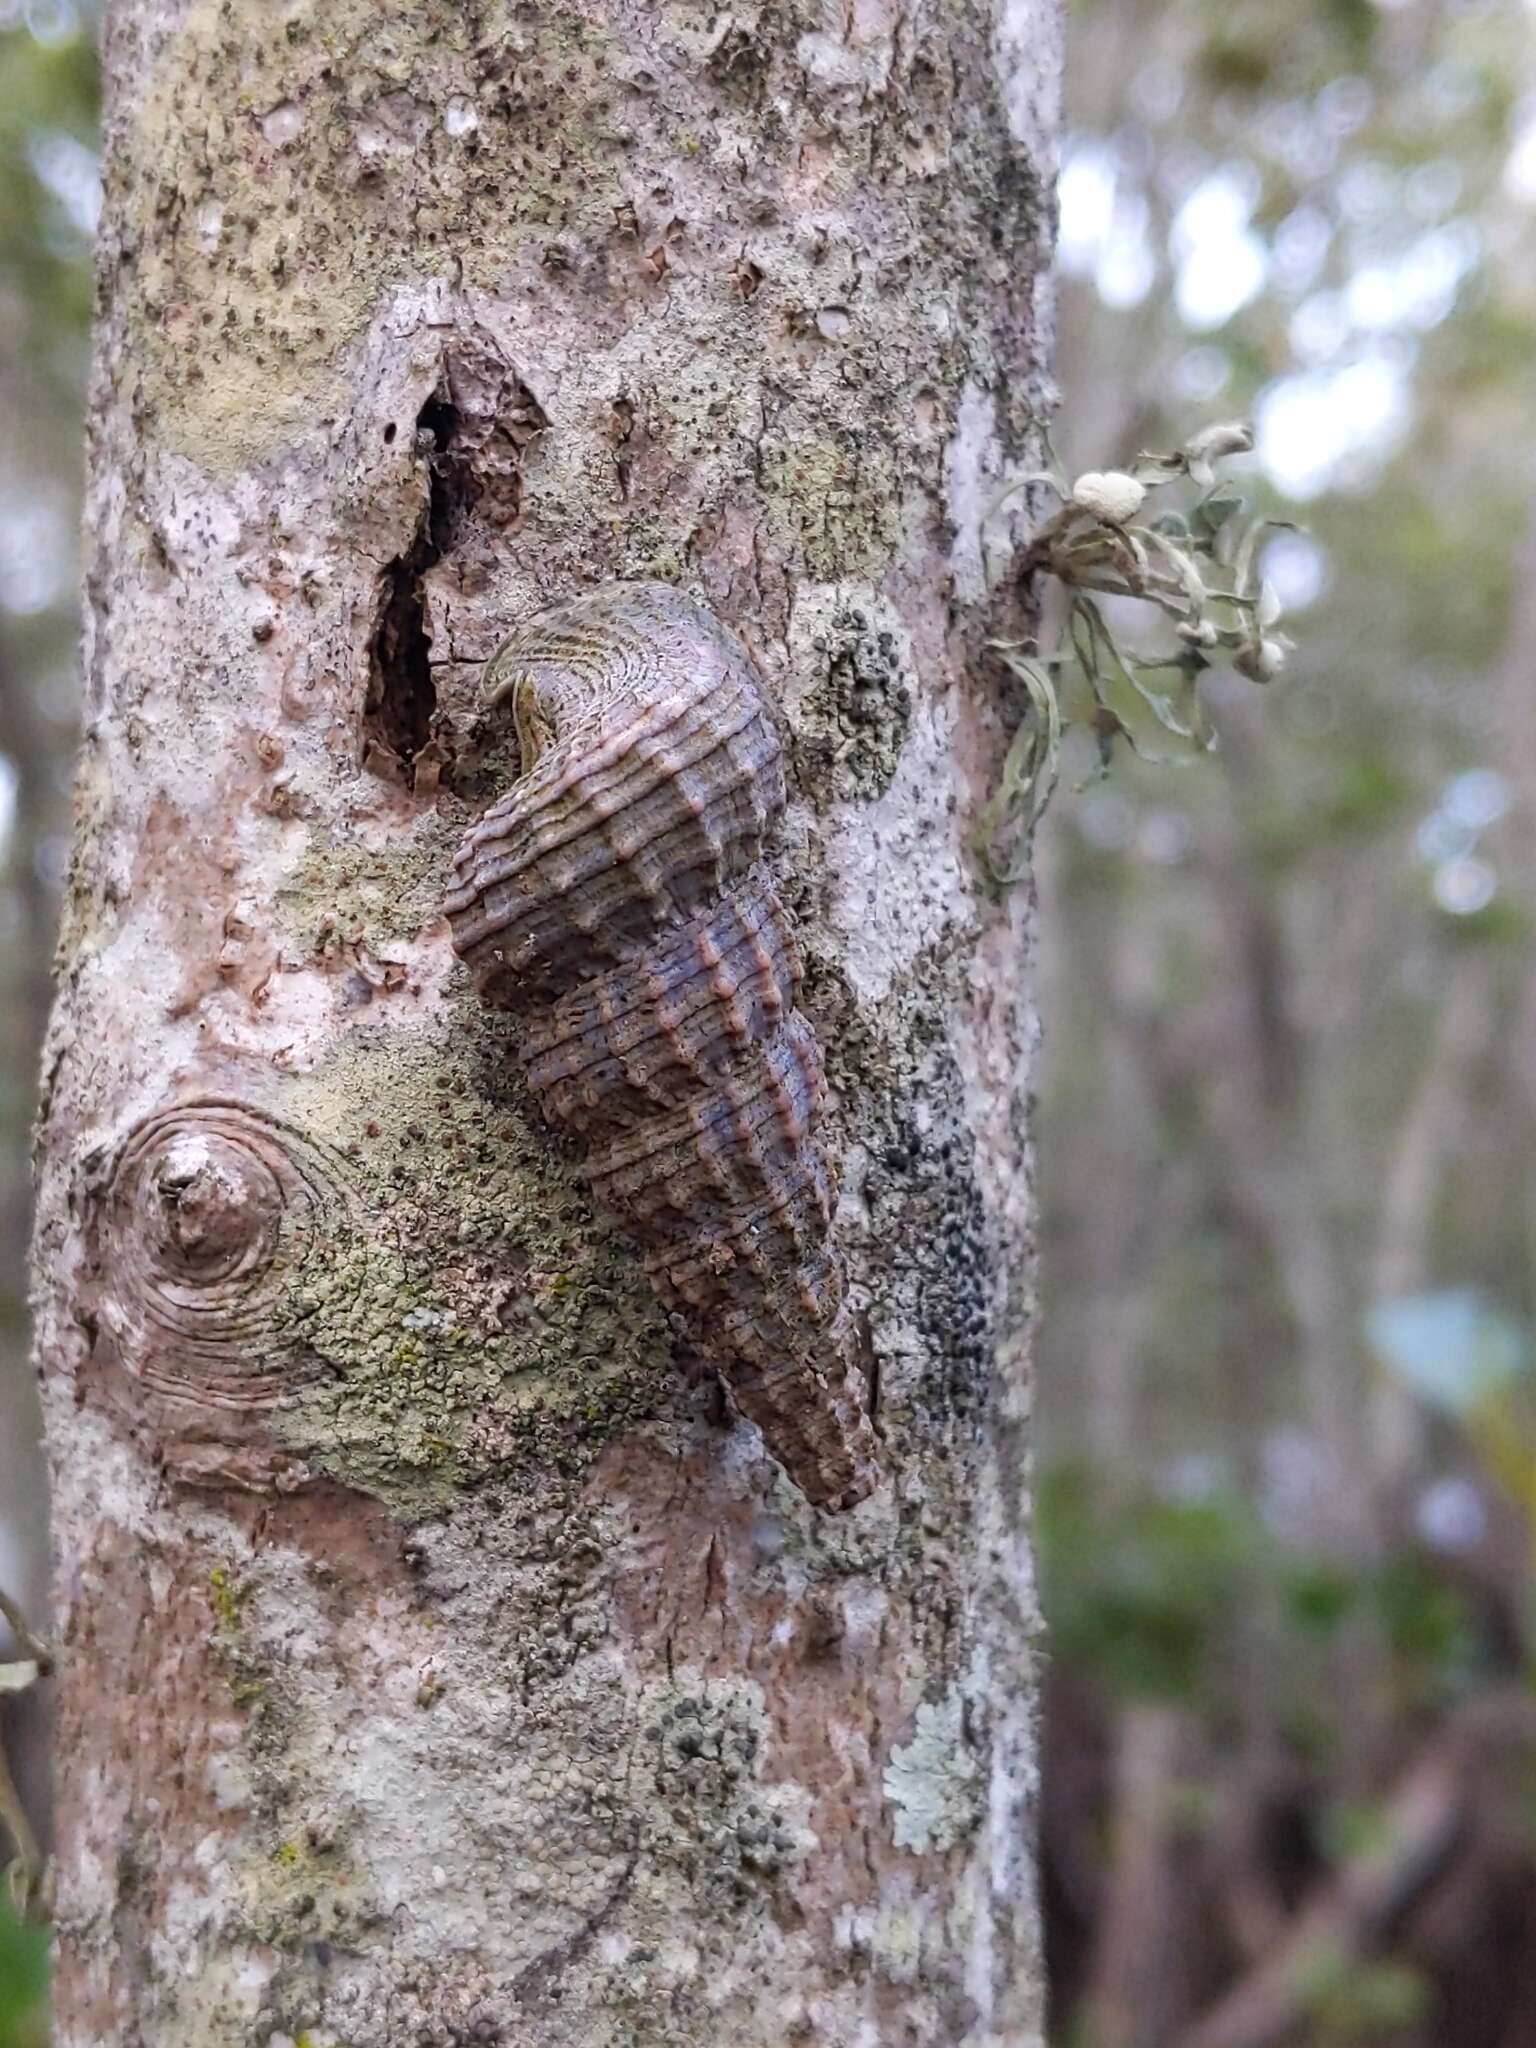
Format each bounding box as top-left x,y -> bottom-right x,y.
80,1097 -> 360,1492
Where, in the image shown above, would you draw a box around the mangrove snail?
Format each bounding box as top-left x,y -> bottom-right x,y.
445,583 -> 880,1511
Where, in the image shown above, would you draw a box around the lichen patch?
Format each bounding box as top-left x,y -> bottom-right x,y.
784,582 -> 916,806
883,1688 -> 980,1854
270,1024 -> 677,1512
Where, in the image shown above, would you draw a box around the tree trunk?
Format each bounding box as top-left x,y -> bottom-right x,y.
36,3 -> 1061,2041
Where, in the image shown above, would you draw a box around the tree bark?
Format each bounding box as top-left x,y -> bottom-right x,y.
36,2 -> 1061,2042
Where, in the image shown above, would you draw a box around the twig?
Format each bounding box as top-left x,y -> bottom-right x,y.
0,1586 -> 52,1677
1175,1691 -> 1536,2048
0,1582 -> 51,1920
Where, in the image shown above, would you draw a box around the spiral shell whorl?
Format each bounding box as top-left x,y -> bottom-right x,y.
446,584 -> 878,1510
447,584 -> 785,1004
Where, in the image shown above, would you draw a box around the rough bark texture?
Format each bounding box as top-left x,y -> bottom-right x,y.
35,1 -> 1060,2041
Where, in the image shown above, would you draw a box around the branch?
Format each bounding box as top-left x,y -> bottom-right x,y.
1175,1692 -> 1536,2048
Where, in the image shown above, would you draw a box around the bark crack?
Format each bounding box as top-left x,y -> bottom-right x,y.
510,1854 -> 639,2010
363,392 -> 461,789
364,354 -> 548,790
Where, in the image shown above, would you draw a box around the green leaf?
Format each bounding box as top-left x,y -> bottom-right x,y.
1285,1564 -> 1358,1638
1324,0 -> 1380,62
0,1895 -> 48,2047
1192,493 -> 1244,542
975,647 -> 1064,884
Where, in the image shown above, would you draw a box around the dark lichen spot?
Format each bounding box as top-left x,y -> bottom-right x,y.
791,602 -> 914,804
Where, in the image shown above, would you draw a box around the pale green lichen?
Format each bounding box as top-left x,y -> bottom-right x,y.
126,0 -> 623,468
760,435 -> 903,582
151,1955 -> 286,2048
278,830 -> 448,951
208,1563 -> 268,1710
269,1025 -> 674,1514
245,1829 -> 371,1953
883,1689 -> 980,1854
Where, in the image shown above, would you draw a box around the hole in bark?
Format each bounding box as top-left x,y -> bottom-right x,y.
417,393 -> 464,555
363,392 -> 462,789
366,556 -> 435,784
364,364 -> 546,787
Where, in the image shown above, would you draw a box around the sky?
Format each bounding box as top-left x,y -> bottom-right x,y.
1056,32 -> 1532,502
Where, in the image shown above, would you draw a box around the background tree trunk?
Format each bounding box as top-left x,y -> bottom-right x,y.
34,2 -> 1061,2041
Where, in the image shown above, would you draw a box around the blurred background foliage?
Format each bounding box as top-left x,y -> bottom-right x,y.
1,0 -> 1535,2042
0,4 -> 96,2042
1037,0 -> 1536,2042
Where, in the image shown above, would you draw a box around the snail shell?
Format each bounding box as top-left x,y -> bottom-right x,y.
445,583 -> 879,1510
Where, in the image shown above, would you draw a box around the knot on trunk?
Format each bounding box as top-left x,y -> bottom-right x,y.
84,1098 -> 358,1491
148,1131 -> 285,1279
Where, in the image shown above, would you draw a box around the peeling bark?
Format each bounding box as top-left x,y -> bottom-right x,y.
36,1 -> 1061,2041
